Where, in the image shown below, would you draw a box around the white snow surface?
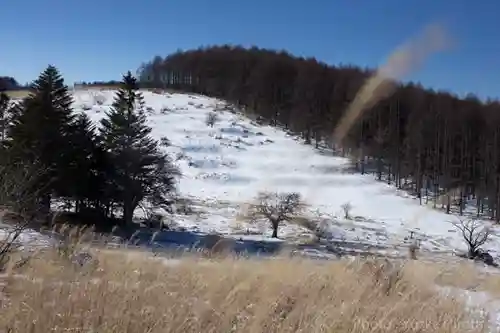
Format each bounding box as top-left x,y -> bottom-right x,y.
69,88 -> 500,260
5,88 -> 500,262
0,227 -> 55,250
438,286 -> 500,332
0,87 -> 499,328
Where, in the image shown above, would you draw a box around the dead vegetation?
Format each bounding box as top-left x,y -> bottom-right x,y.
341,201 -> 353,219
408,239 -> 419,260
0,157 -> 51,271
453,218 -> 496,266
0,244 -> 492,333
4,90 -> 31,99
205,111 -> 219,127
454,218 -> 491,257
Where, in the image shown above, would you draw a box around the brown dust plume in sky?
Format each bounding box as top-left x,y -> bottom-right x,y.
332,23 -> 451,145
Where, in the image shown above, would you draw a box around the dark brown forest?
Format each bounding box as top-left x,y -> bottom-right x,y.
137,45 -> 500,222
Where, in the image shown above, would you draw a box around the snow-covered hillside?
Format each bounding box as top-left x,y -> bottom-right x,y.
68,88 -> 500,261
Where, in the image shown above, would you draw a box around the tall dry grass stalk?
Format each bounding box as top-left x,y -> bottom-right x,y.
333,23 -> 450,144
0,245 -> 491,333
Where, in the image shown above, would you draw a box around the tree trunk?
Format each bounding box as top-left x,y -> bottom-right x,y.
40,193 -> 51,223
123,201 -> 134,226
271,219 -> 279,238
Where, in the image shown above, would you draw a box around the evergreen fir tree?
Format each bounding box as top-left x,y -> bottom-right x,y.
88,141 -> 117,218
99,71 -> 179,225
57,112 -> 99,211
7,65 -> 75,214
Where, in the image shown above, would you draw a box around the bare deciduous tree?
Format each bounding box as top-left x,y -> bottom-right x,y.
0,156 -> 49,270
246,191 -> 306,238
408,238 -> 419,260
0,162 -> 46,216
452,218 -> 491,259
341,202 -> 353,219
0,222 -> 29,270
139,45 -> 500,223
205,111 -> 219,127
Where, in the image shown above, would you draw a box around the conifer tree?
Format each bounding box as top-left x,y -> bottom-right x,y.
99,71 -> 179,225
7,65 -> 75,214
57,112 -> 100,211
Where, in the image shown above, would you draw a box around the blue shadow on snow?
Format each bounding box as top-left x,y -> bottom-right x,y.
130,229 -> 284,257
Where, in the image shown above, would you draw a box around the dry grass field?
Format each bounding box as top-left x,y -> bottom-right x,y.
73,84 -> 123,91
0,244 -> 494,333
73,84 -> 179,94
4,85 -> 174,101
4,89 -> 31,99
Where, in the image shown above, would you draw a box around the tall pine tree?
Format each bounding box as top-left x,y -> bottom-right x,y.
7,65 -> 75,215
99,71 -> 179,225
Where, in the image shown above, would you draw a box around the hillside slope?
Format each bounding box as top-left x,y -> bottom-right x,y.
68,88 -> 500,260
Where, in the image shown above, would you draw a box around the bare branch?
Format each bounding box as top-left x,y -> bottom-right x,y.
452,218 -> 491,258
245,191 -> 306,238
205,111 -> 219,127
340,202 -> 353,219
0,154 -> 49,270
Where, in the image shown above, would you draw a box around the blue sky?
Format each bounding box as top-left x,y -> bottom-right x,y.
1,0 -> 499,99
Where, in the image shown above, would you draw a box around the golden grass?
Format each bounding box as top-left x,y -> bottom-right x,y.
4,90 -> 31,99
74,84 -> 122,91
0,245 -> 493,333
73,85 -> 179,94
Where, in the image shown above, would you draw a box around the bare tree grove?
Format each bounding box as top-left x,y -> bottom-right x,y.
137,45 -> 500,222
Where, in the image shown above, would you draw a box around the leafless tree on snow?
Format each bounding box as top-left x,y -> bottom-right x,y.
245,191 -> 306,238
453,218 -> 491,259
